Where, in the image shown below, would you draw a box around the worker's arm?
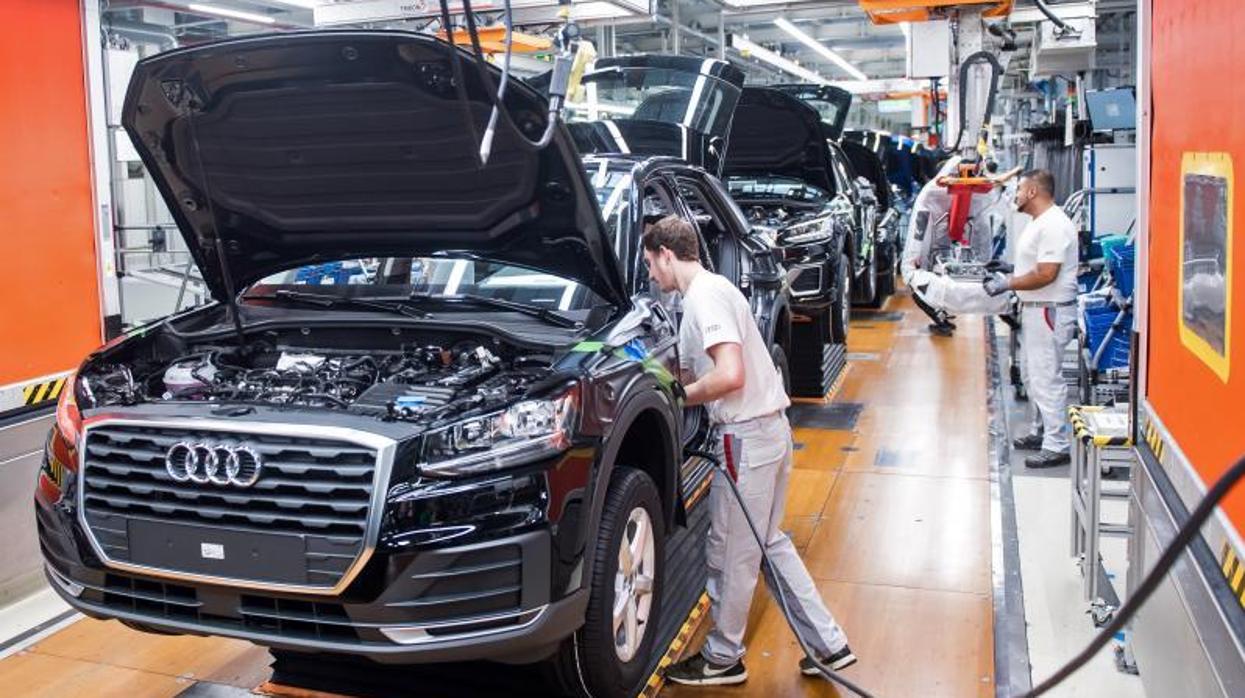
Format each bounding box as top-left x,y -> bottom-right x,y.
683,342 -> 745,407
1008,262 -> 1061,291
989,166 -> 1024,185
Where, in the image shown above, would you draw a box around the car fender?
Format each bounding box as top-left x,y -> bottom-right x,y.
577,380 -> 681,590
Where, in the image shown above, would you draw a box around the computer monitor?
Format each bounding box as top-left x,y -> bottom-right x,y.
1086,88 -> 1137,130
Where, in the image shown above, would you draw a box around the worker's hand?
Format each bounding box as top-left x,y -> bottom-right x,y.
982,272 -> 1011,297
985,260 -> 1014,274
671,380 -> 688,406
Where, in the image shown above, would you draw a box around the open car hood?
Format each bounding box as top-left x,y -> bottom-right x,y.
722,87 -> 834,193
771,84 -> 853,140
122,31 -> 627,305
566,55 -> 744,175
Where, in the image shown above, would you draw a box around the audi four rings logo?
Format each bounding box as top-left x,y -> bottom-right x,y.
165,442 -> 263,487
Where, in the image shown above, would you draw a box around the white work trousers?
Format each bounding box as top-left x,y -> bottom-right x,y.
1020,304 -> 1078,453
702,413 -> 848,665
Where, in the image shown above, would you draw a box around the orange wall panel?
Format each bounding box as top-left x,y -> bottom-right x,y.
0,0 -> 102,386
1149,0 -> 1245,526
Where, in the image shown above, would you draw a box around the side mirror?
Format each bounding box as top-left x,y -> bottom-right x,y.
606,295 -> 657,347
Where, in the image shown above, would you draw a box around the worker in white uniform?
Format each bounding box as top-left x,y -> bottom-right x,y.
983,170 -> 1080,468
641,216 -> 854,687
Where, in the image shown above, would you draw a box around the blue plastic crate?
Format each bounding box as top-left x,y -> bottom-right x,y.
1084,304 -> 1131,370
1108,245 -> 1136,297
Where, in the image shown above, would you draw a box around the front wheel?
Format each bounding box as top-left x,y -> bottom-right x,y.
871,241 -> 896,307
549,468 -> 666,698
830,252 -> 851,344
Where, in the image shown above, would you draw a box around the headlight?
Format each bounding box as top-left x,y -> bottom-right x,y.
781,220 -> 832,246
418,389 -> 578,477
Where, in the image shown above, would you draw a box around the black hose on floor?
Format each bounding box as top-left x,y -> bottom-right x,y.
1020,451 -> 1245,697
684,449 -> 876,698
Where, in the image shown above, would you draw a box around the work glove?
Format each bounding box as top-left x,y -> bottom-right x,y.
985,259 -> 1014,274
671,381 -> 688,407
982,272 -> 1011,297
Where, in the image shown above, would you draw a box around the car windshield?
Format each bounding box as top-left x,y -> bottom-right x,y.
248,257 -> 601,312
726,176 -> 831,205
567,66 -> 740,137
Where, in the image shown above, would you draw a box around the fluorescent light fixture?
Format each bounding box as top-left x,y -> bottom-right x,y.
265,0 -> 322,8
830,78 -> 926,95
188,3 -> 277,23
731,35 -> 828,85
774,17 -> 868,82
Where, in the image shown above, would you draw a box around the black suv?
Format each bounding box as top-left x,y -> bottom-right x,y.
36,32 -> 716,698
723,87 -> 865,395
567,55 -> 793,390
767,85 -> 897,310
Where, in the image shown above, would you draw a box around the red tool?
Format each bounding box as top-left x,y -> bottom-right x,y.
939,164 -> 996,245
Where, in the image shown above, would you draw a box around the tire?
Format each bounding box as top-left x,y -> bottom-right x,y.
547,468 -> 666,698
853,245 -> 879,307
829,252 -> 851,344
771,344 -> 791,395
873,242 -> 896,305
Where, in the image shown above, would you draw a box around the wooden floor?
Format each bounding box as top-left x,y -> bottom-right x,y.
0,291 -> 995,698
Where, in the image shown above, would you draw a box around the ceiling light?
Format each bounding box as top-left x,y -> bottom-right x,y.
265,0 -> 322,7
730,35 -> 828,85
773,17 -> 868,82
187,3 -> 277,24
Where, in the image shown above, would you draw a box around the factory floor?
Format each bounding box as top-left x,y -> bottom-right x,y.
0,290 -> 1005,697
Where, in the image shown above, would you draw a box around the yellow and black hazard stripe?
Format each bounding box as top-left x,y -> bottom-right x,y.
1142,419 -> 1167,462
1067,405 -> 1132,447
638,592 -> 712,698
1219,542 -> 1245,609
684,473 -> 713,512
22,377 -> 67,407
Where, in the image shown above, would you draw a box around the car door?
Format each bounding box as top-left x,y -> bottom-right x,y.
624,173 -> 711,454
829,144 -> 870,273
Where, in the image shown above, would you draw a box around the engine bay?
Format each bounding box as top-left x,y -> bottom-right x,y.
78,336 -> 553,424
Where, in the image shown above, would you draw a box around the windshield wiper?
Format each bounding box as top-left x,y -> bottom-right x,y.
243,289 -> 430,319
411,292 -> 583,329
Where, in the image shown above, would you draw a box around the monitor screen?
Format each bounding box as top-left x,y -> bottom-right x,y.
1086,88 -> 1137,130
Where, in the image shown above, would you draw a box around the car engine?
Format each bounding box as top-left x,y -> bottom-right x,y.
77,340 -> 550,424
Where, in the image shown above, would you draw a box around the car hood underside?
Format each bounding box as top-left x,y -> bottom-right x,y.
122,30 -> 626,305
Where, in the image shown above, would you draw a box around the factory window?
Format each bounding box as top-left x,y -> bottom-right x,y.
1179,152 -> 1234,381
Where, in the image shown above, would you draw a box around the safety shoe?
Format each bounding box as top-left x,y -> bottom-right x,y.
665,654 -> 748,686
1012,434 -> 1044,451
928,322 -> 955,337
800,645 -> 858,676
1025,450 -> 1071,469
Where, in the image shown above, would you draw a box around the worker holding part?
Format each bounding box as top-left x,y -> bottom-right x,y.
902,157 -> 1020,336
983,169 -> 1079,468
640,215 -> 855,687
902,156 -> 963,336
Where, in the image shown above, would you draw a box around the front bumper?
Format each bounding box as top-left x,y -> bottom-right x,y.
40,498 -> 585,664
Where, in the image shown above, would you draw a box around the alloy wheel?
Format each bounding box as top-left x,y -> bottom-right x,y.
612,506 -> 656,662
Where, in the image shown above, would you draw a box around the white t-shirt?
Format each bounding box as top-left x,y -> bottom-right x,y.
678,270 -> 790,425
1014,206 -> 1079,302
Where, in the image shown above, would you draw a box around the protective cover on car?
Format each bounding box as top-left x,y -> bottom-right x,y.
771,84 -> 853,140
121,31 -> 627,305
721,87 -> 835,194
566,55 -> 744,175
